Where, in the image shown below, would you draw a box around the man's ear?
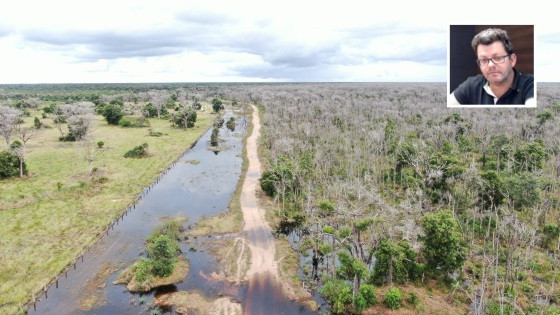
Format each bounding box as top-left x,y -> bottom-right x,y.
510,53 -> 517,67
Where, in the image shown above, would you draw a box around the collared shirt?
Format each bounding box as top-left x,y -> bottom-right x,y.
451,68 -> 534,105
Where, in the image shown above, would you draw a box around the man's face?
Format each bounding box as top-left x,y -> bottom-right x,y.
476,41 -> 516,86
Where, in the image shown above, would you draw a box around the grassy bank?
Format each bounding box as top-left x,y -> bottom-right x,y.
0,109 -> 214,314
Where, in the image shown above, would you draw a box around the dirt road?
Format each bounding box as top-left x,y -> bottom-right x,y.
240,104 -> 279,280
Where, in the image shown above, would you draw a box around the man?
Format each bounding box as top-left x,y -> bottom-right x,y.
449,28 -> 534,105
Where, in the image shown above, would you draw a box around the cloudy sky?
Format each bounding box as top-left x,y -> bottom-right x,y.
0,0 -> 557,83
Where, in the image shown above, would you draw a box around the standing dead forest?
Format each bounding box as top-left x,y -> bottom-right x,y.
225,82 -> 560,314
1,82 -> 560,314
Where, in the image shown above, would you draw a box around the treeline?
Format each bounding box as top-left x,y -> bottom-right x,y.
0,85 -> 233,180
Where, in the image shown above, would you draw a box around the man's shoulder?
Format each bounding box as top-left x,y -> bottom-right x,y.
519,71 -> 534,84
452,75 -> 485,104
458,74 -> 485,89
513,70 -> 534,95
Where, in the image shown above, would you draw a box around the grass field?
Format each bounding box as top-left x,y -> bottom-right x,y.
0,107 -> 214,314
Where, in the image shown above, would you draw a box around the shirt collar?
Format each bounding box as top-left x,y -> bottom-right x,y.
483,68 -> 521,103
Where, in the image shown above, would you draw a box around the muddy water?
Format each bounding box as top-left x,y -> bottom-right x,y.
28,110 -> 319,314
243,272 -> 317,315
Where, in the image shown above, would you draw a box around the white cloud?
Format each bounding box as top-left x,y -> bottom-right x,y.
0,0 -> 557,83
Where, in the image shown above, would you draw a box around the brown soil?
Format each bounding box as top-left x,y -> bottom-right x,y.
240,105 -> 316,307
77,262 -> 121,311
155,291 -> 242,315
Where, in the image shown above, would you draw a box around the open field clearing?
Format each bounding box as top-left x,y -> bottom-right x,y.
0,102 -> 214,313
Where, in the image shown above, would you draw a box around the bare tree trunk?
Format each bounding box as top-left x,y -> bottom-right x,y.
19,156 -> 24,177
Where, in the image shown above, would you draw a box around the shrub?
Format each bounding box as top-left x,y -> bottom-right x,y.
319,278 -> 353,314
226,117 -> 235,131
407,291 -> 419,306
119,116 -> 150,128
33,117 -> 43,129
542,224 -> 560,249
384,288 -> 403,310
149,130 -> 164,137
147,235 -> 177,278
59,134 -> 76,142
102,103 -> 124,125
147,220 -> 183,244
124,143 -> 149,158
43,103 -> 57,114
0,151 -> 26,179
260,170 -> 279,197
355,284 -> 376,313
97,141 -> 104,148
317,200 -> 336,217
210,127 -> 219,146
135,258 -> 151,282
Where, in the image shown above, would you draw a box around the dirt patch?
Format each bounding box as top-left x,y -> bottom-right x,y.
155,291 -> 242,315
77,262 -> 121,311
207,237 -> 251,284
113,258 -> 189,293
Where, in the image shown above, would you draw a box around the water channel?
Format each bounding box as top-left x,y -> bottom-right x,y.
29,110 -> 319,314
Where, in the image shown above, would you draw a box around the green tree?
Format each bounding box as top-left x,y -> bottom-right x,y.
102,103 -> 124,125
147,235 -> 177,277
421,210 -> 467,276
371,240 -> 419,285
143,103 -> 159,118
336,251 -> 369,304
0,150 -> 25,179
502,172 -> 540,209
212,98 -> 224,113
479,170 -> 505,209
171,109 -> 197,129
513,141 -> 546,172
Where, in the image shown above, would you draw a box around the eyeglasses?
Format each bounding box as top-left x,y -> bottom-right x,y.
476,54 -> 510,66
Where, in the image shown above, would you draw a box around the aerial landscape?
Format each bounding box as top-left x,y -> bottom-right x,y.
1,82 -> 559,314
1,1 -> 559,315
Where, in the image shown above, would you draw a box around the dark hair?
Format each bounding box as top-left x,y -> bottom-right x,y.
471,28 -> 514,55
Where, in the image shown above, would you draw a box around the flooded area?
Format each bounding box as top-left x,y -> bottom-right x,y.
30,111 -> 245,314
29,109 -> 320,314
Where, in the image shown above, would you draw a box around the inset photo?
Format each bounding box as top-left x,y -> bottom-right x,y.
448,25 -> 535,107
